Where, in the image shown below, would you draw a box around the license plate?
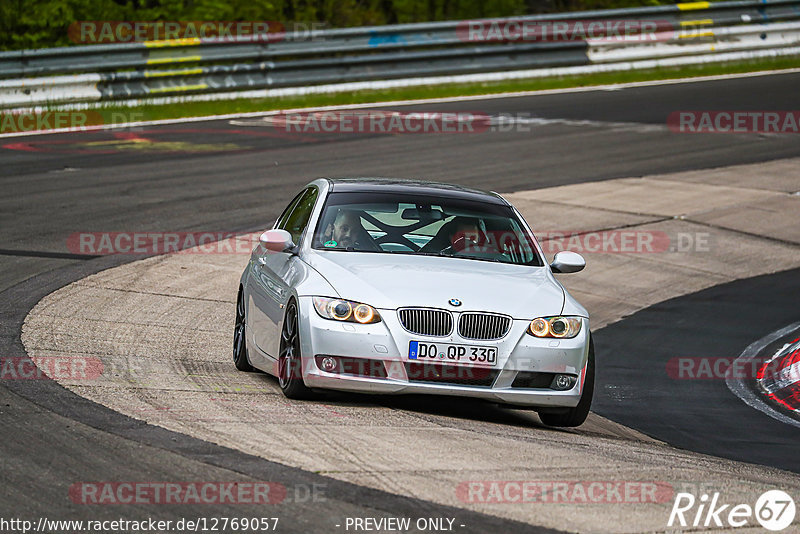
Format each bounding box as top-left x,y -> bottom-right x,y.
408,341 -> 497,366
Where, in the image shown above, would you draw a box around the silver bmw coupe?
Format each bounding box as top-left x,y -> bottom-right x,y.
234,178 -> 593,426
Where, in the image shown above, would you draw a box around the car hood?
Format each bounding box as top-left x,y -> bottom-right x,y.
304,251 -> 565,318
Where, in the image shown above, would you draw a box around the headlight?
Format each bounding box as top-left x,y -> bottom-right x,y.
312,297 -> 381,324
527,316 -> 582,338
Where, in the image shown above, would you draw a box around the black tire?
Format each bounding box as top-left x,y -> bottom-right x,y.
233,286 -> 254,372
539,335 -> 595,427
278,300 -> 314,400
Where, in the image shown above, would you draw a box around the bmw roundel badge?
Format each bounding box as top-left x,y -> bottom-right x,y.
448,298 -> 462,307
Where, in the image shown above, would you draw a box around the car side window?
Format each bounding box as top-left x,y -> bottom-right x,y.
278,187 -> 319,245
275,191 -> 305,230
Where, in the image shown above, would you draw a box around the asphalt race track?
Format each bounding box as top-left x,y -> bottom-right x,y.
594,268 -> 800,473
2,71 -> 800,532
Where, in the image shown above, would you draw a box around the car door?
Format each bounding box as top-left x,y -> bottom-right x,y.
247,191 -> 302,359
249,187 -> 319,357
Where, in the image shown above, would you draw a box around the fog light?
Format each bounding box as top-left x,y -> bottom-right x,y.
320,356 -> 337,372
551,374 -> 577,391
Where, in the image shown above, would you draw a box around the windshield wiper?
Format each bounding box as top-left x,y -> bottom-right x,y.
412,251 -> 450,257
397,250 -> 504,262
351,249 -> 508,263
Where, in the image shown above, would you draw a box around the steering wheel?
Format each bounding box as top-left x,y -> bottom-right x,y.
441,235 -> 478,255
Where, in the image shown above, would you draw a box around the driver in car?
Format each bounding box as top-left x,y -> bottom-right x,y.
420,216 -> 484,253
322,209 -> 379,251
449,217 -> 482,250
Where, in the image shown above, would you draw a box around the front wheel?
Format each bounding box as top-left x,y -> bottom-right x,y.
538,335 -> 595,427
233,287 -> 254,372
278,300 -> 313,399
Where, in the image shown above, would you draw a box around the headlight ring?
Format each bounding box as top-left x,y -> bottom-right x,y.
527,316 -> 581,338
313,297 -> 381,324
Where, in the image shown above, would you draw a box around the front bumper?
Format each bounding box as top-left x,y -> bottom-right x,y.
296,297 -> 590,408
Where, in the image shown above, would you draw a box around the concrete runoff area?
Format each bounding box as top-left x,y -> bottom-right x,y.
21,158 -> 800,532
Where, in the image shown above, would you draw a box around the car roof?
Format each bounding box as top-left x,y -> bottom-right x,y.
325,178 -> 507,205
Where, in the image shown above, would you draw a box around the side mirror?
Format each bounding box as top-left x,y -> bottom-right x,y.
550,251 -> 585,273
259,229 -> 295,253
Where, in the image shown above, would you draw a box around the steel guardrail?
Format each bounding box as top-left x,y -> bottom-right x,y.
1,0 -> 799,108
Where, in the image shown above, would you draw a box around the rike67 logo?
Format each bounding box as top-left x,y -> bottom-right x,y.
668,490 -> 796,531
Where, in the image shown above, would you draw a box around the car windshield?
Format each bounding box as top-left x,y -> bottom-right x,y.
312,191 -> 543,266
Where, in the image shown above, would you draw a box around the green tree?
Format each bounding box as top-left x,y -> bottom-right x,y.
0,0 -> 669,50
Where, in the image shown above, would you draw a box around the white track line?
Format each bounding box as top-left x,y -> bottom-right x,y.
759,339 -> 800,393
726,321 -> 800,429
